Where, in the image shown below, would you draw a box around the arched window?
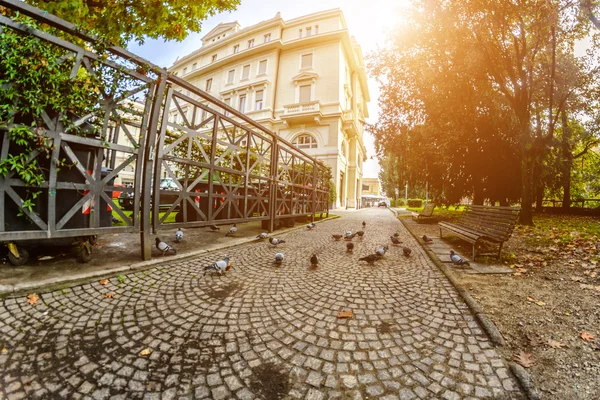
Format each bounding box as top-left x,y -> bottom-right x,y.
293,134 -> 317,149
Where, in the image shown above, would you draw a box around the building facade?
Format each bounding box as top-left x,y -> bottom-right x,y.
169,9 -> 369,208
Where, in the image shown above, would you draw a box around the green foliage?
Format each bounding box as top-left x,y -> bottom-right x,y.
26,0 -> 241,47
407,198 -> 422,208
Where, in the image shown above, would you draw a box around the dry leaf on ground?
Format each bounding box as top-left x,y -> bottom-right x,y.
1,348 -> 7,354
26,293 -> 39,305
580,332 -> 595,342
139,348 -> 152,356
104,293 -> 115,299
512,352 -> 536,368
98,279 -> 109,285
548,339 -> 566,349
337,311 -> 353,319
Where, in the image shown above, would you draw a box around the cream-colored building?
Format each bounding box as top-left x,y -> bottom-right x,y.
169,9 -> 369,208
361,177 -> 381,197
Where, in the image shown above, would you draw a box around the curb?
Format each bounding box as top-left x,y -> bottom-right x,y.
1,215 -> 340,298
399,217 -> 542,400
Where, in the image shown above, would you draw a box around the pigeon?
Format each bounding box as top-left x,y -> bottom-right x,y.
332,234 -> 343,240
275,253 -> 284,264
359,254 -> 380,265
175,228 -> 183,242
269,237 -> 286,246
344,231 -> 354,240
209,224 -> 220,231
256,232 -> 268,240
362,221 -> 366,228
375,246 -> 389,257
450,250 -> 470,266
155,237 -> 177,256
390,236 -> 402,245
225,224 -> 237,237
422,235 -> 434,244
204,256 -> 231,275
402,247 -> 412,257
346,242 -> 354,252
307,222 -> 316,230
356,231 -> 365,237
393,232 -> 400,238
310,254 -> 319,268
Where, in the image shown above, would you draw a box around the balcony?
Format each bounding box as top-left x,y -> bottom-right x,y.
281,101 -> 322,125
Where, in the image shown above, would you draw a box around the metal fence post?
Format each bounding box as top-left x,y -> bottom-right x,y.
140,73 -> 167,260
268,138 -> 279,232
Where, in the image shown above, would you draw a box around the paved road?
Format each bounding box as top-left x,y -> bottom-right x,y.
0,208 -> 523,399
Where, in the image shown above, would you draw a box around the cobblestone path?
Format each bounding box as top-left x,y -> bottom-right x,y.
0,208 -> 524,399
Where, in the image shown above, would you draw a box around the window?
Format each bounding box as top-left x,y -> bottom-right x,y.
205,78 -> 212,92
298,29 -> 302,38
341,140 -> 346,157
238,95 -> 246,112
258,60 -> 267,75
211,54 -> 217,63
223,98 -> 231,116
264,33 -> 271,43
299,84 -> 311,103
233,44 -> 239,53
227,69 -> 235,84
242,64 -> 250,80
247,39 -> 254,48
183,67 -> 187,75
255,90 -> 264,110
293,134 -> 317,149
192,62 -> 197,70
301,53 -> 313,69
306,27 -> 312,37
315,25 -> 319,34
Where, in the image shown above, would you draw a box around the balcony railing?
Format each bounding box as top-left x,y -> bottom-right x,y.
283,101 -> 320,115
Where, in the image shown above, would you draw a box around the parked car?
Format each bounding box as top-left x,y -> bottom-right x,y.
118,178 -> 180,211
378,201 -> 387,207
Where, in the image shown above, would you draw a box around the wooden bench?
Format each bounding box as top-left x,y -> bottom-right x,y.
412,203 -> 436,221
438,205 -> 520,261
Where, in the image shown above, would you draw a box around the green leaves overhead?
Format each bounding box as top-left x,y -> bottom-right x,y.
27,0 -> 241,46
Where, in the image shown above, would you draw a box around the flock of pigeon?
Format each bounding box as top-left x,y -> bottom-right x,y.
153,220 -> 471,276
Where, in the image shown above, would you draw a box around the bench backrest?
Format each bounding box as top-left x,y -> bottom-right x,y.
459,205 -> 520,241
420,203 -> 435,216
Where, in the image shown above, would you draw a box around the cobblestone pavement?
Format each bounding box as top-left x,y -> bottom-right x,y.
0,208 -> 524,399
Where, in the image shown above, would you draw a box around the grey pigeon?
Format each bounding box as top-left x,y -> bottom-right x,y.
393,232 -> 400,238
226,224 -> 237,237
375,246 -> 389,257
307,222 -> 316,230
175,228 -> 183,242
390,236 -> 401,245
275,253 -> 284,264
356,231 -> 365,237
362,221 -> 366,228
346,242 -> 354,252
209,224 -> 220,231
450,250 -> 470,266
344,231 -> 353,240
402,247 -> 412,257
269,237 -> 286,246
155,237 -> 177,256
332,234 -> 343,240
256,232 -> 268,240
204,256 -> 232,275
359,254 -> 380,265
422,235 -> 433,244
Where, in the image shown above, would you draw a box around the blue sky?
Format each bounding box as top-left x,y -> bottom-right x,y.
129,0 -> 410,178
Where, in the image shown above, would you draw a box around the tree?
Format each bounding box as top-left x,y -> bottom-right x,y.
27,0 -> 240,46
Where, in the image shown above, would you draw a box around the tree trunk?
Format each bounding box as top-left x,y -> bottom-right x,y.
561,110 -> 572,210
518,119 -> 534,225
473,180 -> 484,205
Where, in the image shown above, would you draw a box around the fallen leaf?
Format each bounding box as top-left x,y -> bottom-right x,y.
526,297 -> 536,302
548,339 -> 566,349
535,301 -> 546,306
98,279 -> 109,285
580,332 -> 595,342
104,293 -> 115,299
570,276 -> 584,282
337,311 -> 353,319
1,348 -> 7,354
139,348 -> 152,356
512,351 -> 535,368
26,293 -> 39,305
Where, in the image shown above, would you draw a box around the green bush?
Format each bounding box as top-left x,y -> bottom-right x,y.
407,198 -> 423,208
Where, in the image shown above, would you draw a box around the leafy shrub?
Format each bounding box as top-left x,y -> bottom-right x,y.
407,198 -> 423,208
